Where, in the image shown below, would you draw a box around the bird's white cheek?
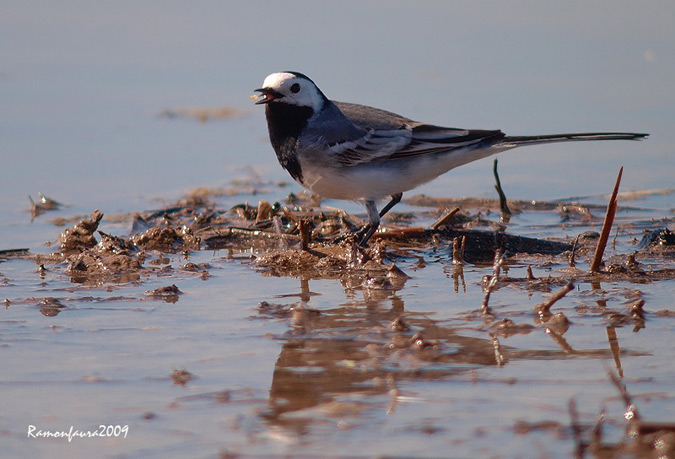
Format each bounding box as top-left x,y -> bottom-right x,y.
306,88 -> 324,113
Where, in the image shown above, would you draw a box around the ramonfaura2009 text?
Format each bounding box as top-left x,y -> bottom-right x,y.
27,425 -> 129,442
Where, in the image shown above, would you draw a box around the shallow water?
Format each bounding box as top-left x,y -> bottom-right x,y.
2,2 -> 675,458
3,186 -> 674,458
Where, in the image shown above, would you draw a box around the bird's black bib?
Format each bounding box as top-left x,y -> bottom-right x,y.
264,103 -> 314,183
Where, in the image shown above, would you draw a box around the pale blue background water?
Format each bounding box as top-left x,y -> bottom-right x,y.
2,1 -> 673,230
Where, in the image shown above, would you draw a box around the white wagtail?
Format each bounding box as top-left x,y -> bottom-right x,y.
254,71 -> 648,245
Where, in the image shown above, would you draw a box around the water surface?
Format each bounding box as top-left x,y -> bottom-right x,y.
1,2 -> 674,457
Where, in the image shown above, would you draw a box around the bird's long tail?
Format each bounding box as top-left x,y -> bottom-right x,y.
500,132 -> 648,147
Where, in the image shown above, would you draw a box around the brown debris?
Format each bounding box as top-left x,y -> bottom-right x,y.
29,193 -> 63,220
438,228 -> 572,263
56,215 -> 145,284
254,240 -> 396,281
489,318 -> 535,337
171,368 -> 195,386
430,207 -> 460,230
66,250 -> 143,284
145,285 -> 182,303
132,226 -> 200,252
25,179 -> 674,298
539,312 -> 570,335
46,206 -> 205,285
38,297 -> 67,317
639,228 -> 675,249
59,210 -> 104,254
0,248 -> 29,258
159,106 -> 249,122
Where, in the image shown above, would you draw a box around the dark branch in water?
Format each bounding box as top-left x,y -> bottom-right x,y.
493,159 -> 511,223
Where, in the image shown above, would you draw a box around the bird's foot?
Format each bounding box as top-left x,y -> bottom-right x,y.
330,224 -> 376,247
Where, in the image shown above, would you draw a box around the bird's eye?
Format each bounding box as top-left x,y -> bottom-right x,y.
290,83 -> 301,94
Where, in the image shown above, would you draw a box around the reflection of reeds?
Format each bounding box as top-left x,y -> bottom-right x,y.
570,370 -> 675,457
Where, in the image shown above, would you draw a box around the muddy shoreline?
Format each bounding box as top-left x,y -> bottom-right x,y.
2,184 -> 674,457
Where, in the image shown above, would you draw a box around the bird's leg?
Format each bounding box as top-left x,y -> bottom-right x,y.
378,193 -> 403,218
357,199 -> 381,246
356,194 -> 403,246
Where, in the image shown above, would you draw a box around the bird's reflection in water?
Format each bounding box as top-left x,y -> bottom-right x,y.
260,275 -> 501,435
256,271 -> 634,437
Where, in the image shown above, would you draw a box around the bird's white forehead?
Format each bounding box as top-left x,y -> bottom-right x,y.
262,72 -> 298,89
260,72 -> 324,111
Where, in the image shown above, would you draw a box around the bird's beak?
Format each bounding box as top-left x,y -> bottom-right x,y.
254,88 -> 283,105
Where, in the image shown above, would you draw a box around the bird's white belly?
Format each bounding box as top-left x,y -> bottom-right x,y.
301,166 -> 405,200
298,145 -> 510,201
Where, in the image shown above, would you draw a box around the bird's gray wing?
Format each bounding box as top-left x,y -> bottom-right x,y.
329,102 -> 504,166
334,101 -> 416,130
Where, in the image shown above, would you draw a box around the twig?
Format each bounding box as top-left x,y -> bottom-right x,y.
569,235 -> 579,268
282,207 -> 300,223
481,250 -> 503,314
526,265 -> 535,281
612,227 -> 619,250
451,236 -> 466,265
493,159 -> 511,222
299,218 -> 312,251
0,248 -> 30,256
370,227 -> 426,241
535,281 -> 574,318
590,167 -> 623,273
430,207 -> 460,230
255,200 -> 274,222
